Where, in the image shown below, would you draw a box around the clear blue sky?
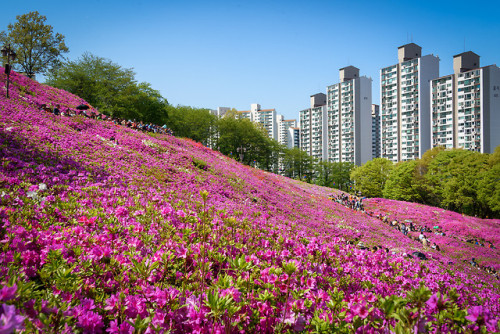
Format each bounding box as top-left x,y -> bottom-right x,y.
2,0 -> 500,119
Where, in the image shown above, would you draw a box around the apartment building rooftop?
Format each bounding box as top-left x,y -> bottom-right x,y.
397,43 -> 422,62
453,51 -> 480,73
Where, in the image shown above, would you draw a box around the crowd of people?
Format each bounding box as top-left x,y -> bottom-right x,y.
38,103 -> 174,136
466,238 -> 495,249
329,192 -> 499,279
331,193 -> 365,211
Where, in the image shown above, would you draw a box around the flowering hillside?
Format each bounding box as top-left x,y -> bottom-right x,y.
366,198 -> 500,270
1,70 -> 499,333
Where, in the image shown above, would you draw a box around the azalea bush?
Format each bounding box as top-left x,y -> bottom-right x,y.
0,69 -> 499,333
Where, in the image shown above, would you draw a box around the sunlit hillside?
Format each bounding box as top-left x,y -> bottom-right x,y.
1,69 -> 499,333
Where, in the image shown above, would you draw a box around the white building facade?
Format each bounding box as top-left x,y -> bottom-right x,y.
299,93 -> 328,161
327,66 -> 372,165
236,104 -> 278,141
277,116 -> 298,148
210,107 -> 230,118
431,51 -> 500,153
380,43 -> 440,162
288,127 -> 300,148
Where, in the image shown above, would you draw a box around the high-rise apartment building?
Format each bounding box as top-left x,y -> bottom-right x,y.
277,115 -> 298,148
237,110 -> 251,120
327,66 -> 372,165
236,104 -> 278,140
380,43 -> 439,162
431,52 -> 500,153
372,104 -> 381,158
210,107 -> 230,118
288,127 -> 300,148
299,93 -> 328,161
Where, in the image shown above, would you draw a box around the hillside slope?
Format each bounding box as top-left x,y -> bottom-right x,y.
1,70 -> 499,333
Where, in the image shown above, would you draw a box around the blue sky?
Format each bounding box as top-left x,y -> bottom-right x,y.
2,0 -> 500,119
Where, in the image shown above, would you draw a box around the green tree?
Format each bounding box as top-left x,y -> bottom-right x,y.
130,82 -> 169,125
477,163 -> 500,217
0,11 -> 68,78
282,148 -> 315,181
383,160 -> 423,202
167,105 -> 216,143
214,117 -> 280,171
350,158 -> 394,198
315,161 -> 353,190
478,146 -> 500,216
410,146 -> 447,206
331,161 -> 354,191
45,52 -> 169,123
425,149 -> 489,216
487,145 -> 500,166
315,160 -> 335,187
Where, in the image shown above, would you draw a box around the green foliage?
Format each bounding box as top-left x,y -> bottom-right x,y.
383,160 -> 423,202
315,160 -> 354,190
373,146 -> 500,218
204,290 -> 241,322
214,117 -> 281,172
45,52 -> 169,123
350,158 -> 394,197
377,284 -> 474,333
0,11 -> 69,78
192,157 -> 209,171
282,147 -> 315,181
425,150 -> 490,216
166,105 -> 216,143
39,250 -> 82,293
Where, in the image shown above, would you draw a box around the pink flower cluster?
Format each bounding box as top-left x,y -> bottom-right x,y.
0,69 -> 499,332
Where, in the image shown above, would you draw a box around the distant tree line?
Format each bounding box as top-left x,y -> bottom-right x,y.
350,147 -> 500,218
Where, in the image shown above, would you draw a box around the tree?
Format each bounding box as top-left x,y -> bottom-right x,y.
315,160 -> 335,187
424,149 -> 490,216
383,160 -> 423,202
213,117 -> 281,171
350,158 -> 393,198
331,162 -> 354,191
167,105 -> 216,143
45,52 -> 169,123
0,11 -> 68,78
282,148 -> 315,181
130,82 -> 169,125
315,161 -> 354,190
477,163 -> 500,217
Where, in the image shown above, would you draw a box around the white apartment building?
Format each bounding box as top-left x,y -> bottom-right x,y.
299,93 -> 328,161
372,104 -> 381,158
277,115 -> 298,148
237,104 -> 278,140
431,51 -> 500,153
380,43 -> 439,162
210,107 -> 230,118
327,66 -> 372,165
237,110 -> 251,120
288,127 -> 300,148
